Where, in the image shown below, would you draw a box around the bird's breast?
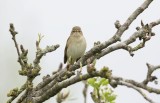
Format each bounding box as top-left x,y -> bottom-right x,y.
67,36 -> 86,61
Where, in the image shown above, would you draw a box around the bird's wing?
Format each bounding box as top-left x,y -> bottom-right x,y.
64,36 -> 72,63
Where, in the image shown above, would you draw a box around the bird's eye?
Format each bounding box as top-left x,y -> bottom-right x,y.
72,30 -> 81,32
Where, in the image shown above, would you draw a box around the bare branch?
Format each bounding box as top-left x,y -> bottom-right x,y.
9,23 -> 24,66
33,44 -> 60,65
117,81 -> 156,103
82,81 -> 88,103
8,25 -> 60,103
149,19 -> 160,27
95,18 -> 158,59
112,76 -> 160,94
143,63 -> 160,85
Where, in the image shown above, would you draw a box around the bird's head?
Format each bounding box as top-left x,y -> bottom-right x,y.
72,26 -> 82,32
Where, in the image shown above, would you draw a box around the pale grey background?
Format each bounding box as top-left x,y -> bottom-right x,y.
0,0 -> 160,103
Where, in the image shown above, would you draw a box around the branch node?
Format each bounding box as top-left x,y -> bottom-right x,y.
114,20 -> 121,29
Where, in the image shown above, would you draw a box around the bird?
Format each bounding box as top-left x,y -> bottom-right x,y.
64,26 -> 87,65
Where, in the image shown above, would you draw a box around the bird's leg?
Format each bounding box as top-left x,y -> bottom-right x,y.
80,62 -> 83,72
66,56 -> 72,71
77,62 -> 83,76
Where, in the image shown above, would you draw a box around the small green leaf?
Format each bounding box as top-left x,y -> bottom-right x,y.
99,78 -> 106,85
101,79 -> 109,86
104,92 -> 110,97
94,82 -> 100,89
107,95 -> 116,102
87,78 -> 96,87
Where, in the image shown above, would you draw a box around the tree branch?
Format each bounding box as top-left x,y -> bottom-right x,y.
117,81 -> 156,103
9,23 -> 24,66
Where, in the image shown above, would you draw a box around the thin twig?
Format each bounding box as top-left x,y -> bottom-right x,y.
9,23 -> 23,66
117,81 -> 156,103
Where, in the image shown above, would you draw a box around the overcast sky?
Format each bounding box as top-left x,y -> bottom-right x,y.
0,0 -> 160,103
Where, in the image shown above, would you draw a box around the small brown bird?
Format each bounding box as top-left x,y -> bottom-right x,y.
64,26 -> 87,64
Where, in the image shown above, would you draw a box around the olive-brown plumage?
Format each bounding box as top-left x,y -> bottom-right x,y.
64,26 -> 86,64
